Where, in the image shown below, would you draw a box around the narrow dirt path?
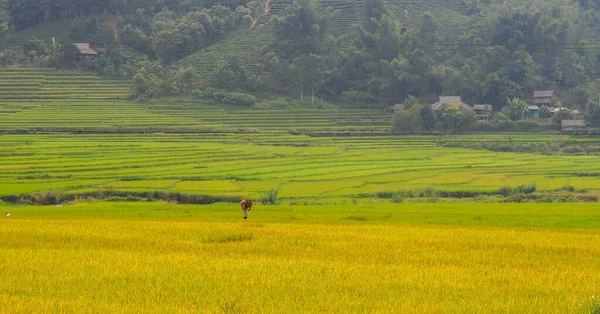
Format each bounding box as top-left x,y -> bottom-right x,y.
250,0 -> 271,29
106,15 -> 124,49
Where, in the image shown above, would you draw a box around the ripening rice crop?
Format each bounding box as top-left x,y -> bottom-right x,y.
0,202 -> 599,313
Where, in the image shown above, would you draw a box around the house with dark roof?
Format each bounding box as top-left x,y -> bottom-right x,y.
562,120 -> 586,132
533,90 -> 555,106
431,96 -> 473,111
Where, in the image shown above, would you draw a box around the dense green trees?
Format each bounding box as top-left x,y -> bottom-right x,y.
259,0 -> 600,115
392,98 -> 475,134
586,102 -> 600,127
4,0 -> 261,29
4,0 -> 265,62
272,0 -> 331,59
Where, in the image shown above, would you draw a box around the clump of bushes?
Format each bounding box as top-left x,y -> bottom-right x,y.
560,146 -> 586,155
260,188 -> 279,205
105,195 -> 146,202
497,186 -> 513,197
193,89 -> 256,106
555,185 -> 575,192
378,188 -> 484,200
19,191 -> 63,205
444,136 -> 600,156
426,187 -> 438,203
512,182 -> 537,195
391,190 -> 405,203
504,193 -> 597,203
10,189 -> 240,205
470,119 -> 554,133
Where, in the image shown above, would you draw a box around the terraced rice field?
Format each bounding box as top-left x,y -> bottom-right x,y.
0,68 -> 131,101
2,133 -> 600,201
0,97 -> 391,133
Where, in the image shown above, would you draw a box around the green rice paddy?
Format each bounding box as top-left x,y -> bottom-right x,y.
1,133 -> 600,201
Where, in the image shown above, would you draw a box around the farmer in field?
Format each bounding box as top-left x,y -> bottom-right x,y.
240,199 -> 253,219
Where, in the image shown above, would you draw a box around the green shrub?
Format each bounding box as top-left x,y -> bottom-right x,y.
497,186 -> 513,197
19,191 -> 63,205
391,190 -> 405,203
105,195 -> 146,202
0,194 -> 17,203
561,146 -> 586,155
260,188 -> 279,205
221,92 -> 256,106
512,182 -> 537,195
193,89 -> 256,106
426,186 -> 439,203
556,185 -> 575,192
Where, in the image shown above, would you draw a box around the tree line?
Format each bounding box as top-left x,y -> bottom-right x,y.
4,0 -> 264,29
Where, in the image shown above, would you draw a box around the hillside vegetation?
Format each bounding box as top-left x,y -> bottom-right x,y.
3,0 -> 600,127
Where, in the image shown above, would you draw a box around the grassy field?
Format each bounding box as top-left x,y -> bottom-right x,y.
1,202 -> 599,313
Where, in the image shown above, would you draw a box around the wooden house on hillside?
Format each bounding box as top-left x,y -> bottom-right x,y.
562,120 -> 586,132
73,43 -> 98,60
431,96 -> 473,111
533,90 -> 555,107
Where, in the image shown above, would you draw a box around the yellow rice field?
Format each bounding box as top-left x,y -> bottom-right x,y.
1,202 -> 599,313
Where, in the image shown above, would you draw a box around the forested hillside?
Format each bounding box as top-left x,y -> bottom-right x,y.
2,0 -> 600,125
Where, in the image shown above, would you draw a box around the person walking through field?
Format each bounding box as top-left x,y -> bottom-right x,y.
240,199 -> 253,219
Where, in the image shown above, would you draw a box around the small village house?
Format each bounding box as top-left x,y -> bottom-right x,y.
73,43 -> 98,60
562,120 -> 586,132
533,90 -> 555,107
523,105 -> 540,119
431,96 -> 473,111
474,104 -> 493,121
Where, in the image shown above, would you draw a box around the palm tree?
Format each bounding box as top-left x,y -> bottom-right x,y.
502,97 -> 528,121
